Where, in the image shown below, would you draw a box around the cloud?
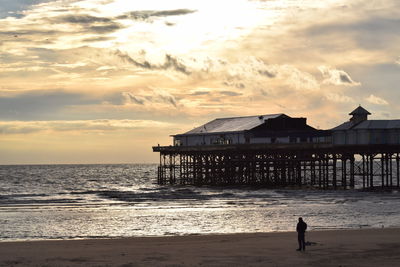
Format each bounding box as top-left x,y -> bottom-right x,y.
118,9 -> 196,21
55,14 -> 113,24
0,0 -> 54,19
122,92 -> 145,105
258,69 -> 276,78
308,17 -> 400,37
0,29 -> 59,37
83,36 -> 115,42
306,16 -> 400,50
164,54 -> 191,75
192,56 -> 318,92
223,81 -> 245,89
88,23 -> 122,33
0,119 -> 175,134
114,50 -> 190,75
156,90 -> 178,107
49,14 -> 123,34
279,65 -> 319,91
190,91 -> 210,96
325,93 -> 354,103
0,89 -> 102,120
122,90 -> 178,108
220,91 -> 242,96
365,94 -> 389,105
0,88 -> 158,120
318,66 -> 361,86
0,9 -> 124,52
150,9 -> 196,17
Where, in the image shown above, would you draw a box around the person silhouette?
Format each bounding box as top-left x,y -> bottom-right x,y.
296,217 -> 307,251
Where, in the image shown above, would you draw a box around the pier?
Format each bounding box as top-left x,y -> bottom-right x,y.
153,106 -> 400,190
153,143 -> 400,189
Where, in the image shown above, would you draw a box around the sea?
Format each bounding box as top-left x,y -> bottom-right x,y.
1,164 -> 400,241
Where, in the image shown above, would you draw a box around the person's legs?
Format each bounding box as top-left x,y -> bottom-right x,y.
297,233 -> 305,251
297,234 -> 302,251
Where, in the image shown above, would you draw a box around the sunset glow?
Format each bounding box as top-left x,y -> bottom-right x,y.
1,0 -> 399,164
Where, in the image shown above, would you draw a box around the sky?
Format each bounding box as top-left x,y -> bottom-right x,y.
0,0 -> 399,164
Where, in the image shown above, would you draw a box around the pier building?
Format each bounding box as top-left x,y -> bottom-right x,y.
153,106 -> 400,190
332,106 -> 400,145
172,113 -> 331,146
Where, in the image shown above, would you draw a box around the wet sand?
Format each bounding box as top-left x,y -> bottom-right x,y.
1,228 -> 400,266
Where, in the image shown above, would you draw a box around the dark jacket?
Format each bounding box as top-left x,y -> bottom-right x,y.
296,221 -> 307,234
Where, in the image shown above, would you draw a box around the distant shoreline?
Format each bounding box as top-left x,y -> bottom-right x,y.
1,228 -> 399,266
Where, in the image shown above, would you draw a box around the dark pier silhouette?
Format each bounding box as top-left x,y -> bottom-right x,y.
153,143 -> 400,189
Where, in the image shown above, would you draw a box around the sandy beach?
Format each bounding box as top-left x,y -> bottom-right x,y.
0,228 -> 399,266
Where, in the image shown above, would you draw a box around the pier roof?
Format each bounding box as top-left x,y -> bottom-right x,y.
331,121 -> 353,131
332,120 -> 400,131
349,105 -> 371,115
353,120 -> 400,129
180,114 -> 288,135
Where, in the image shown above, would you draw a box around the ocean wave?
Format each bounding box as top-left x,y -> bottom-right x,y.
0,193 -> 49,198
0,198 -> 82,205
70,189 -> 238,203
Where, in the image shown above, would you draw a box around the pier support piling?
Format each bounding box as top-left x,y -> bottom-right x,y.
154,144 -> 400,190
